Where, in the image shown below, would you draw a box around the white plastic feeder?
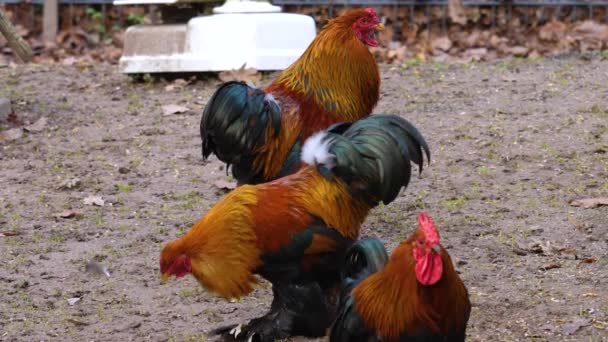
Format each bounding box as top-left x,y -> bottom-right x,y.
116,0 -> 316,73
213,0 -> 281,13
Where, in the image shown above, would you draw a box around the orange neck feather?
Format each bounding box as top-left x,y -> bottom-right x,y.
277,166 -> 372,239
246,167 -> 373,254
353,238 -> 471,340
266,17 -> 379,130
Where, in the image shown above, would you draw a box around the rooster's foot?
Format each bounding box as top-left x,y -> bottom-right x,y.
211,314 -> 290,342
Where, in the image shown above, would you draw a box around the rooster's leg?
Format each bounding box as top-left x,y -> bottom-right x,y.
212,282 -> 329,342
275,281 -> 331,337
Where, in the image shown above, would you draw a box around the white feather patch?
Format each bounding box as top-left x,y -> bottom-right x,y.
301,132 -> 335,168
264,93 -> 280,107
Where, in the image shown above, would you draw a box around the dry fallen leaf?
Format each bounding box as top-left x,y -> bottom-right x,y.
582,292 -> 598,297
218,63 -> 261,85
506,46 -> 529,57
463,48 -> 488,62
500,74 -> 517,82
214,180 -> 237,191
83,195 -> 105,206
569,197 -> 608,209
562,318 -> 590,335
57,177 -> 82,190
0,127 -> 23,143
574,20 -> 608,39
164,78 -> 189,92
85,260 -> 111,278
448,0 -> 467,25
525,242 -> 545,254
386,42 -> 407,63
66,318 -> 89,326
67,297 -> 81,306
24,116 -> 48,133
539,20 -> 567,41
432,36 -> 453,52
0,230 -> 20,237
162,104 -> 189,116
540,262 -> 561,271
568,215 -> 585,230
53,209 -> 83,219
123,322 -> 142,330
62,57 -> 77,66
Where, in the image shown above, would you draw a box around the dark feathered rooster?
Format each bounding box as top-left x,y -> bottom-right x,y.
161,115 -> 430,342
201,8 -> 384,185
330,213 -> 471,342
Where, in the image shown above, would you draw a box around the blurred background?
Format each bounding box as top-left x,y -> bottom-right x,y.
1,0 -> 607,66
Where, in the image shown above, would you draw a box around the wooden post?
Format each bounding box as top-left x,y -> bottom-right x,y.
0,9 -> 33,62
42,0 -> 58,44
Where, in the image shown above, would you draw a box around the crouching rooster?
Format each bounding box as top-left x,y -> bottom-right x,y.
330,213 -> 472,342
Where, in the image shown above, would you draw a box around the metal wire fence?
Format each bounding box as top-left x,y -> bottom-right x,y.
1,0 -> 607,35
273,0 -> 608,26
0,0 -> 114,3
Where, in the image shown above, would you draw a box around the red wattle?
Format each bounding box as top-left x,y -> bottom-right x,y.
414,251 -> 443,286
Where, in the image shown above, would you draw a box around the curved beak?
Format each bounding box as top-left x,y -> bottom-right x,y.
375,23 -> 385,31
431,244 -> 442,253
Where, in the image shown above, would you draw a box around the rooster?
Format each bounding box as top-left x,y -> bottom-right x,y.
330,213 -> 472,342
201,8 -> 384,185
161,114 -> 430,342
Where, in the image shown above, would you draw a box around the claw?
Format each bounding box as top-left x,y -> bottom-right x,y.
247,333 -> 256,342
230,324 -> 243,338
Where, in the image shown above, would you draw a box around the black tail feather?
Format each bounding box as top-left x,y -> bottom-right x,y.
200,81 -> 281,184
306,114 -> 430,205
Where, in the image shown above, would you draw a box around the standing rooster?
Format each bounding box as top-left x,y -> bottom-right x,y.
201,8 -> 384,185
330,213 -> 472,342
161,115 -> 430,342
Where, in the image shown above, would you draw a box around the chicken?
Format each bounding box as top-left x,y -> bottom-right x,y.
161,114 -> 430,342
330,213 -> 472,342
201,8 -> 384,185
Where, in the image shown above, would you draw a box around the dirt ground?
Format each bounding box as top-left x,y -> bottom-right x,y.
1,55 -> 607,342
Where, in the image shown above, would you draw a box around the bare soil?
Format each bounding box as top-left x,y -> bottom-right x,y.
1,56 -> 607,342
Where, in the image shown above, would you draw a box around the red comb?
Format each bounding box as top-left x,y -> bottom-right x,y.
418,212 -> 440,245
364,8 -> 377,16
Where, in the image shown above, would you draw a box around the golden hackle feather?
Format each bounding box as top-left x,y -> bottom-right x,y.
272,166 -> 372,239
268,9 -> 379,124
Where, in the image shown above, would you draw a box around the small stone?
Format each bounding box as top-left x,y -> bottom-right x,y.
67,297 -> 81,306
0,98 -> 11,122
14,280 -> 29,289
